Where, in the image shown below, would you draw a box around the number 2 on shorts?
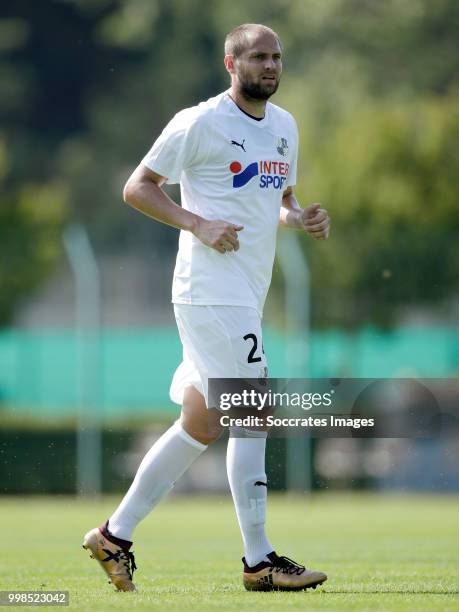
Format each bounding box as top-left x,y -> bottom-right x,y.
243,333 -> 264,363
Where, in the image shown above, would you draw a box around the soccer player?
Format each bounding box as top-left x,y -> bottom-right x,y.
83,23 -> 330,592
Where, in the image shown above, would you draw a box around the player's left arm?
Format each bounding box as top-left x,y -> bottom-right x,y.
279,187 -> 330,240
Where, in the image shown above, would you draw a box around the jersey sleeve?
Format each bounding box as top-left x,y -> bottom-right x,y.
142,108 -> 207,184
285,117 -> 298,188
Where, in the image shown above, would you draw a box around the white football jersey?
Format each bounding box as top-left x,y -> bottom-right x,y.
142,90 -> 298,315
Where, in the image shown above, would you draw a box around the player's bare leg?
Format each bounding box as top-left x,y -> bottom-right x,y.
180,384 -> 224,445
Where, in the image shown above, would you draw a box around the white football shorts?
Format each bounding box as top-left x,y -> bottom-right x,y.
170,304 -> 268,407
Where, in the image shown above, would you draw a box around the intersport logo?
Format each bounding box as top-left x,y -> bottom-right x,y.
230,160 -> 290,189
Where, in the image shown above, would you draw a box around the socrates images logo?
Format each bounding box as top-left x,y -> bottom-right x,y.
229,160 -> 290,189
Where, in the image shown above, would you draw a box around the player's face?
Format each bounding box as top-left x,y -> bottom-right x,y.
233,32 -> 282,101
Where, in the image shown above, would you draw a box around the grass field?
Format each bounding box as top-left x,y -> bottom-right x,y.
2,493 -> 459,610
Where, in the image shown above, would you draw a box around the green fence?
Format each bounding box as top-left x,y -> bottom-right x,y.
0,326 -> 458,418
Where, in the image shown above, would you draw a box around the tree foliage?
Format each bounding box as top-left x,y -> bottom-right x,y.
293,91 -> 459,326
0,0 -> 458,326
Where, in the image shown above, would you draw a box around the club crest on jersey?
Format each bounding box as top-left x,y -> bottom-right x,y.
229,160 -> 289,189
276,137 -> 288,156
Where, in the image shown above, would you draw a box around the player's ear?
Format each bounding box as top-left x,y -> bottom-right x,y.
224,54 -> 235,74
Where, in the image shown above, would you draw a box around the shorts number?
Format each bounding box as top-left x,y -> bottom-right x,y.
243,333 -> 263,363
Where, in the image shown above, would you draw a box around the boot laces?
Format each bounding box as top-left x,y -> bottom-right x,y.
119,549 -> 137,580
273,555 -> 305,575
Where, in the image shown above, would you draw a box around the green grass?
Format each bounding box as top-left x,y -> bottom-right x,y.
2,494 -> 459,610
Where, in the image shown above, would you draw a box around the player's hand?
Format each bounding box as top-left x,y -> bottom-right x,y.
298,203 -> 330,240
193,218 -> 244,254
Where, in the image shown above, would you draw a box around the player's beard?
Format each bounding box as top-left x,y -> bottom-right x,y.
238,70 -> 280,101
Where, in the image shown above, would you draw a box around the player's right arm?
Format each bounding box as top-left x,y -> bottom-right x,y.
123,164 -> 242,254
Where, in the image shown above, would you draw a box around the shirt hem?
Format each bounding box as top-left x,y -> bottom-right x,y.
172,297 -> 262,317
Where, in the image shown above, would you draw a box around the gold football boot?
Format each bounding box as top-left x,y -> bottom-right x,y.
82,521 -> 137,592
243,551 -> 327,591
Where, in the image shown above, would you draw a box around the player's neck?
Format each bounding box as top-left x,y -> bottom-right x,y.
229,87 -> 267,119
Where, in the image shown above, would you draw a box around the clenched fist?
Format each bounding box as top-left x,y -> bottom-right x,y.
193,218 -> 244,254
298,203 -> 330,240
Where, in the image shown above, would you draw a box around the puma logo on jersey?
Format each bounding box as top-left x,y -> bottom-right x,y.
231,138 -> 246,152
254,481 -> 268,487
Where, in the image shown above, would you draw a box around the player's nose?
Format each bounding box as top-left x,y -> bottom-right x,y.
263,60 -> 276,71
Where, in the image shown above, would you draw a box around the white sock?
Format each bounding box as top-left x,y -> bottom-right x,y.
226,429 -> 273,567
108,420 -> 206,541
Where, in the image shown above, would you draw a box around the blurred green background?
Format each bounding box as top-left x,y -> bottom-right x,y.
0,0 -> 458,494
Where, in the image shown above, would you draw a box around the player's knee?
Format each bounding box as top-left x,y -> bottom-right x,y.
197,430 -> 221,445
180,418 -> 223,446
182,420 -> 222,446
181,390 -> 223,445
